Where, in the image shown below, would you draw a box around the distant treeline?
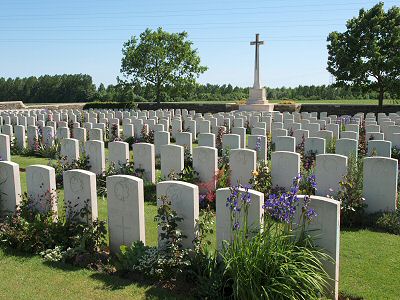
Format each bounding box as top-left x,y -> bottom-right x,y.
0,74 -> 395,103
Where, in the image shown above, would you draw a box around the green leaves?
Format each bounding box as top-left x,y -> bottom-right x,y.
327,2 -> 400,108
121,27 -> 208,103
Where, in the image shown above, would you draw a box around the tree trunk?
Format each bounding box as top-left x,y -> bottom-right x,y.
378,85 -> 384,112
156,80 -> 161,104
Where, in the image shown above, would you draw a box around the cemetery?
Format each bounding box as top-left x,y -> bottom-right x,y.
0,1 -> 399,299
0,105 -> 399,299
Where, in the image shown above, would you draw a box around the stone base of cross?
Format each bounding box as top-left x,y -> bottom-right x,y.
248,87 -> 267,105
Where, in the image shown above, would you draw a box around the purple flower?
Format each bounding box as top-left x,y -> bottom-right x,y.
305,208 -> 317,220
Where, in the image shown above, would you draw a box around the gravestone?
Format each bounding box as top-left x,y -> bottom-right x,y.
60,138 -> 79,164
363,157 -> 398,213
340,131 -> 358,140
305,137 -> 326,155
26,165 -> 57,214
293,129 -> 309,147
326,124 -> 340,140
85,140 -> 105,175
42,126 -> 55,148
251,127 -> 266,136
89,128 -> 103,141
57,126 -> 69,139
295,195 -> 340,300
0,161 -> 21,215
230,149 -> 256,185
247,135 -> 267,161
336,138 -> 358,159
193,146 -> 218,191
63,169 -> 98,223
14,125 -> 26,150
27,125 -> 38,151
0,134 -> 11,161
275,136 -> 295,152
157,181 -> 199,249
367,140 -> 392,157
271,128 -> 287,144
232,127 -> 246,148
161,144 -> 184,178
198,133 -> 215,148
271,151 -> 300,190
315,154 -> 348,197
175,132 -> 193,155
132,143 -> 156,183
123,124 -> 134,139
109,141 -> 130,167
107,175 -> 146,253
222,134 -> 241,150
154,130 -> 170,156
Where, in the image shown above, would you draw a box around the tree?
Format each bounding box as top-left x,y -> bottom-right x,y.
327,2 -> 400,109
120,27 -> 208,103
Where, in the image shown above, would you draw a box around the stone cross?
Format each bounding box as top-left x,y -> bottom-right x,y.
250,33 -> 264,89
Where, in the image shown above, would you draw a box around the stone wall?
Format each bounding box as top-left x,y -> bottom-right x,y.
0,101 -> 26,110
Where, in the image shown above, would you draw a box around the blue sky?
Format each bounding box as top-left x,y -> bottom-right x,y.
0,0 -> 396,88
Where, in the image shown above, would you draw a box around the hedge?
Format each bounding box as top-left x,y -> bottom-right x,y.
83,102 -> 137,110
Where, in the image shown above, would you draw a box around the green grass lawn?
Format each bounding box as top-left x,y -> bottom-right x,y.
1,230 -> 398,299
4,155 -> 400,299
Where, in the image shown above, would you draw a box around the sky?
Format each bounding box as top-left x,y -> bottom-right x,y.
0,0 -> 397,88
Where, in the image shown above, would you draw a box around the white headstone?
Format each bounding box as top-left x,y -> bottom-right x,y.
132,143 -> 155,183
363,157 -> 398,213
85,140 -> 105,175
63,169 -> 98,223
0,161 -> 21,215
230,149 -> 256,185
271,151 -> 300,190
161,144 -> 184,178
26,165 -> 57,214
315,154 -> 348,197
157,181 -> 199,248
107,175 -> 146,253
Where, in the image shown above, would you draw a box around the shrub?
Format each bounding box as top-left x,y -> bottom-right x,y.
220,181 -> 329,299
115,195 -> 191,280
375,209 -> 400,235
50,154 -> 91,188
336,154 -> 366,228
0,192 -> 107,267
83,101 -> 137,110
249,160 -> 271,196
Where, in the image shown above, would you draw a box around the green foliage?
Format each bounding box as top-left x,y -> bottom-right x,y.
0,74 -> 96,103
327,2 -> 400,108
83,101 -> 138,110
50,154 -> 91,188
193,207 -> 215,253
121,27 -> 208,103
96,162 -> 145,197
336,155 -> 366,227
326,137 -> 336,153
220,187 -> 330,299
168,166 -> 200,184
0,192 -> 107,267
115,241 -> 150,271
249,160 -> 272,196
375,209 -> 400,235
115,196 -> 190,280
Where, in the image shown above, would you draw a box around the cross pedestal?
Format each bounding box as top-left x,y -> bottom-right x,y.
240,34 -> 274,112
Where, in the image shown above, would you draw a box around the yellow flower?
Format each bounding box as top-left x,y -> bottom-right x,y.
252,170 -> 259,176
